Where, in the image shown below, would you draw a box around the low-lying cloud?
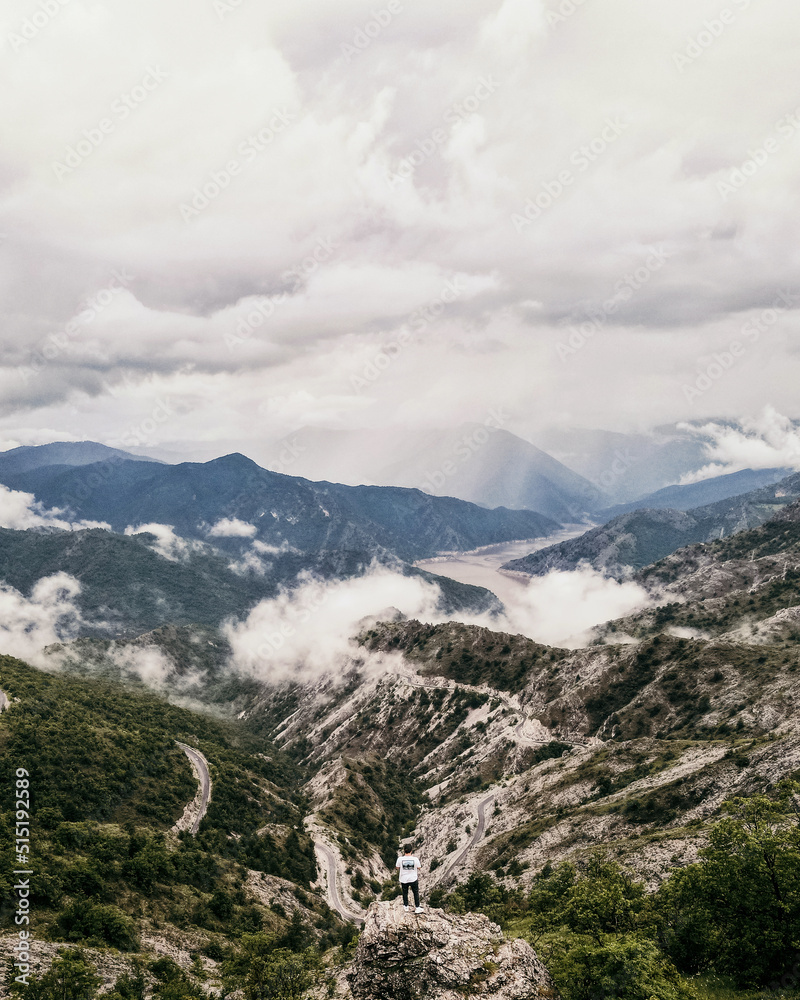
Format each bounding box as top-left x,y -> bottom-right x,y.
104,642 -> 208,695
0,572 -> 83,666
222,560 -> 653,687
124,522 -> 207,561
206,517 -> 257,538
493,565 -> 654,648
0,484 -> 110,532
224,567 -> 442,683
679,407 -> 800,483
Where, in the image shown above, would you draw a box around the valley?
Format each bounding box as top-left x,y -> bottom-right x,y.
414,527 -> 591,606
1,442 -> 800,999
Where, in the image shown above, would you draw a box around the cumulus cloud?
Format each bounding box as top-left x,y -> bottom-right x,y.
124,522 -> 206,561
0,573 -> 83,665
494,566 -> 654,648
206,517 -> 257,538
0,484 -> 110,531
678,407 -> 800,482
222,558 -> 653,688
225,538 -> 295,576
223,567 -> 442,683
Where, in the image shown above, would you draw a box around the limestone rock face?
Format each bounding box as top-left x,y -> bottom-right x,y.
347,900 -> 560,999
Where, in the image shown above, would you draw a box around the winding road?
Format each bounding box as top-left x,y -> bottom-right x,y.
174,742 -> 212,836
442,794 -> 494,881
315,841 -> 365,926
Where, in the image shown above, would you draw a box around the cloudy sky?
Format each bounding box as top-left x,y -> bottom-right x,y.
2,0 -> 799,465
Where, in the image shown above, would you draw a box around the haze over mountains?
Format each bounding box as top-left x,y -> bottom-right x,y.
3,439 -> 800,619
264,425 -> 607,520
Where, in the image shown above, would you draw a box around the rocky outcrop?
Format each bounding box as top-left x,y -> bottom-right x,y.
346,900 -> 560,999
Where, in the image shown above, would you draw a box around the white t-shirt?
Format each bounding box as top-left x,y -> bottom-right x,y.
396,854 -> 421,883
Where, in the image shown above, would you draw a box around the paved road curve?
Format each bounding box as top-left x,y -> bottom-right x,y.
442,794 -> 494,881
175,742 -> 212,836
315,841 -> 365,926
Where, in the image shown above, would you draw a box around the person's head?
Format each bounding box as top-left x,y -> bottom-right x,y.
403,845 -> 413,855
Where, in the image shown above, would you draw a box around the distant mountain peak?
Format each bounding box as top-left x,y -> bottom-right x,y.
203,452 -> 261,470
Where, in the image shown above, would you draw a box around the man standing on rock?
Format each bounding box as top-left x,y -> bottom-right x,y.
396,844 -> 424,913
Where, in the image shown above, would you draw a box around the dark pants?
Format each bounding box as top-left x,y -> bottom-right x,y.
402,880 -> 420,907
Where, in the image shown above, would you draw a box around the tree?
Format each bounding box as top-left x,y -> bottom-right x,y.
562,855 -> 647,942
106,963 -> 146,1000
550,935 -> 695,1000
243,948 -> 318,1000
656,787 -> 800,986
55,899 -> 140,951
8,948 -> 100,1000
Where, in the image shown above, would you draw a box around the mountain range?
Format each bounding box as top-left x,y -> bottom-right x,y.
0,448 -> 558,562
596,465 -> 791,519
503,470 -> 800,579
3,444 -> 800,998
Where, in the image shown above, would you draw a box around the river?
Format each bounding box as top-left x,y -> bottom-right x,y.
415,525 -> 591,605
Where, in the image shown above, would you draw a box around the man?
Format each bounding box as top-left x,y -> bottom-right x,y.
396,844 -> 423,913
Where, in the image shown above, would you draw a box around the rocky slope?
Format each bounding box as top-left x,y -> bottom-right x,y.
239,501 -> 800,906
345,900 -> 559,999
242,612 -> 800,907
592,497 -> 800,643
504,472 -> 800,579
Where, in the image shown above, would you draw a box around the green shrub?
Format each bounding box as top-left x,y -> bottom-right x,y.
549,934 -> 695,1000
55,900 -> 140,951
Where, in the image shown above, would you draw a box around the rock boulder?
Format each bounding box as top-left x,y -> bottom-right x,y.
346,900 -> 560,999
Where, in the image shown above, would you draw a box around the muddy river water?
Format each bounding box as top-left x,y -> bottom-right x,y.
414,525 -> 590,604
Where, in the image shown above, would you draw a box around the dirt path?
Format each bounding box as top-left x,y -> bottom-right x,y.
173,742 -> 212,836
